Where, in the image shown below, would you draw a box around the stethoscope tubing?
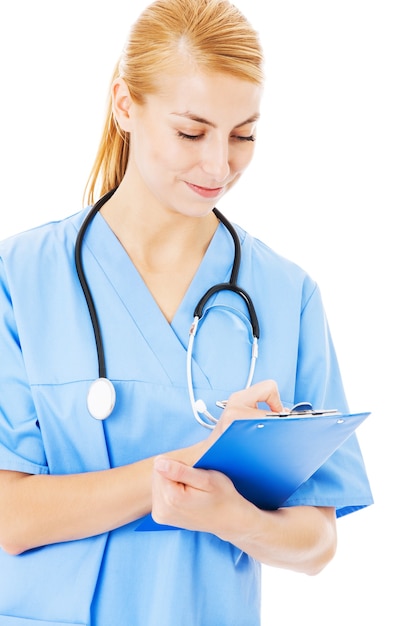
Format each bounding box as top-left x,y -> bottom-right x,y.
75,189 -> 260,425
75,188 -> 117,379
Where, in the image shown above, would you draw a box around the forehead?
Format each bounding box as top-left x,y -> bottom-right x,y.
145,70 -> 263,124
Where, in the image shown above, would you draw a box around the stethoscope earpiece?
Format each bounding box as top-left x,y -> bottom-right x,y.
194,399 -> 208,413
87,378 -> 116,420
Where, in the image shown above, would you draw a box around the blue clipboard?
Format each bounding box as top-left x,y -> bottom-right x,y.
135,410 -> 370,531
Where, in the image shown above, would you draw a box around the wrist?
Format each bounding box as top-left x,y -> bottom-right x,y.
167,438 -> 207,467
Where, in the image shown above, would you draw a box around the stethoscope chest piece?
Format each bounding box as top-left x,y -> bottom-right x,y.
87,378 -> 116,420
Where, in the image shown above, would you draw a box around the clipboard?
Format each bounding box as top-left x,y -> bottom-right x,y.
135,410 -> 370,531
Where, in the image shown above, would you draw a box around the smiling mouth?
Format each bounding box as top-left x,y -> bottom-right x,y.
185,182 -> 225,198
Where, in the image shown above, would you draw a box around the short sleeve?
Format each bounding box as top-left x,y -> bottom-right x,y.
286,281 -> 373,517
0,257 -> 48,474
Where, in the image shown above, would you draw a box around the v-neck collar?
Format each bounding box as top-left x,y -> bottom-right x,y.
81,212 -> 236,383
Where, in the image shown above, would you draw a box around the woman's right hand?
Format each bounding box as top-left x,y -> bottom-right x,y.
206,379 -> 286,446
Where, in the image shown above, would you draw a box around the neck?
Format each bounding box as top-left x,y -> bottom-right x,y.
98,182 -> 220,322
102,193 -> 217,268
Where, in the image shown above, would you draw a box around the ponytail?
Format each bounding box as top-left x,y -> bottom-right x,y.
84,66 -> 130,205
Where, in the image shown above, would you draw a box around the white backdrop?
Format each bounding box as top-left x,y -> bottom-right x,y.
1,1 -> 416,624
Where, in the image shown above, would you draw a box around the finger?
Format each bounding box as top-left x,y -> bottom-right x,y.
153,457 -> 210,492
227,379 -> 284,413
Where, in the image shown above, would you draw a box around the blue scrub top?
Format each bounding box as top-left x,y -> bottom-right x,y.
0,210 -> 373,625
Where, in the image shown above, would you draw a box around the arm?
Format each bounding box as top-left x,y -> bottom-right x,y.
0,380 -> 280,556
151,381 -> 337,575
0,441 -> 206,556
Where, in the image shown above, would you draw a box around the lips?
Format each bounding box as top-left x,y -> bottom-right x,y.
185,182 -> 224,199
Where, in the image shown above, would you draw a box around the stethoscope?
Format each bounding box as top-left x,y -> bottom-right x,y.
75,188 -> 260,428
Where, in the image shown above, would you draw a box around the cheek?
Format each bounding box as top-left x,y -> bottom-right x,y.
131,123 -> 185,173
151,139 -> 198,174
230,146 -> 255,174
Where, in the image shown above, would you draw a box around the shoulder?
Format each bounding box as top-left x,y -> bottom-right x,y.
0,209 -> 88,268
234,223 -> 318,302
0,209 -> 89,305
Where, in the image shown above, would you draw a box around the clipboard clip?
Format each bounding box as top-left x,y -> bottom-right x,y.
267,402 -> 339,418
216,400 -> 338,417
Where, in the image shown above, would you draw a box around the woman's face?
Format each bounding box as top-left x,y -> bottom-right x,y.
115,69 -> 262,218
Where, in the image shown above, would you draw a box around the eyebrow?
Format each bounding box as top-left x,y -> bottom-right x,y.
171,111 -> 260,128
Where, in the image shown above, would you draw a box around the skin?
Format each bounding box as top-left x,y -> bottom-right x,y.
100,70 -> 262,321
0,68 -> 337,574
151,382 -> 337,574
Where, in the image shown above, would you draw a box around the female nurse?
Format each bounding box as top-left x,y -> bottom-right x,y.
0,1 -> 372,624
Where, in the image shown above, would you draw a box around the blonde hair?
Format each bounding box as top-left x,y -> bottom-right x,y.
84,0 -> 264,205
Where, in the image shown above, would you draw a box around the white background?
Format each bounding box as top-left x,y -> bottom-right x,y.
0,1 -> 416,624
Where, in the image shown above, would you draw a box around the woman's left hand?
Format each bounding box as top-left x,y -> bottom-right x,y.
151,456 -> 243,534
150,379 -> 337,575
150,379 -> 283,534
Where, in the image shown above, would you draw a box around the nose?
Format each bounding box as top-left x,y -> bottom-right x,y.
200,135 -> 231,183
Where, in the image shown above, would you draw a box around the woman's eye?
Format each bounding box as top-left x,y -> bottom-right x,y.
235,135 -> 256,142
177,131 -> 203,141
177,131 -> 255,142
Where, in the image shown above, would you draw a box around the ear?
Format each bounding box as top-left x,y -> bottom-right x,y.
112,78 -> 134,132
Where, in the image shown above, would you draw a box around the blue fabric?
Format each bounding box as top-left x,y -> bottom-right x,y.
0,210 -> 372,625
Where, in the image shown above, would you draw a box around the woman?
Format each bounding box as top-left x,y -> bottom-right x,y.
0,1 -> 372,624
